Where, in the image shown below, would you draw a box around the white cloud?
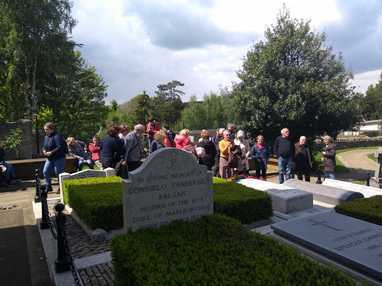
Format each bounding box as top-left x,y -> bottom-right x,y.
352,69 -> 382,93
71,0 -> 382,103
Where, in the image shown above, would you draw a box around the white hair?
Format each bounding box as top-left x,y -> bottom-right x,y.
134,124 -> 145,132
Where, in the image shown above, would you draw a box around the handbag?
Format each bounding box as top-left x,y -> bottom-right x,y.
115,160 -> 129,179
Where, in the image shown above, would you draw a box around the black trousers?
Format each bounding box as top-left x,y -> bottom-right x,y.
296,171 -> 310,182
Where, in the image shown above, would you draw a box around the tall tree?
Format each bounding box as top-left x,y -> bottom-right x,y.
232,8 -> 359,140
177,92 -> 232,130
0,0 -> 108,141
362,73 -> 382,120
152,80 -> 184,126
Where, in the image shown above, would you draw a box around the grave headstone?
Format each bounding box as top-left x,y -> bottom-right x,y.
123,148 -> 213,232
59,168 -> 115,202
238,179 -> 313,213
284,179 -> 364,206
272,212 -> 382,282
323,179 -> 381,198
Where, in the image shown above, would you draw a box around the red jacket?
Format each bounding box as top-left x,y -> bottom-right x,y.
174,134 -> 191,149
88,143 -> 101,161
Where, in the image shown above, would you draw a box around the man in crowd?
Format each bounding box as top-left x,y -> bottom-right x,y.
67,137 -> 93,170
273,128 -> 294,184
123,124 -> 145,172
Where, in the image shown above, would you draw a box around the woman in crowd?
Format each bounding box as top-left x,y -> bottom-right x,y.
88,135 -> 102,169
234,130 -> 250,175
197,129 -> 217,170
322,135 -> 336,179
150,130 -> 165,153
174,129 -> 191,149
251,135 -> 269,180
100,126 -> 124,169
163,128 -> 175,147
219,130 -> 232,178
42,122 -> 67,192
294,136 -> 312,181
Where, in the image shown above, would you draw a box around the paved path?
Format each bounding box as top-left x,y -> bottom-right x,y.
0,183 -> 52,286
337,148 -> 378,172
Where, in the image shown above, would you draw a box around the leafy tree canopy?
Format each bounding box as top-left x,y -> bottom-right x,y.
232,8 -> 359,141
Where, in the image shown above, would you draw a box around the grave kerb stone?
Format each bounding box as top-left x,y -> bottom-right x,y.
323,179 -> 381,198
238,179 -> 313,214
272,211 -> 382,282
283,179 -> 364,206
59,168 -> 116,202
123,148 -> 213,232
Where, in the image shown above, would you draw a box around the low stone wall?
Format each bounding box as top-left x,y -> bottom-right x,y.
335,137 -> 382,149
9,157 -> 77,180
0,119 -> 36,159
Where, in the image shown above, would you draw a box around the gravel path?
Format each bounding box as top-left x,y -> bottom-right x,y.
337,148 -> 378,172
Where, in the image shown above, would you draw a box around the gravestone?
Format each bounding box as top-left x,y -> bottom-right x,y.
272,212 -> 382,282
284,179 -> 364,206
323,179 -> 381,198
238,179 -> 313,213
59,168 -> 116,202
123,148 -> 213,232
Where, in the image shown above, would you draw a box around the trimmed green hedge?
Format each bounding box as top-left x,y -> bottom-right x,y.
335,195 -> 382,225
63,176 -> 123,230
212,177 -> 272,223
112,214 -> 356,286
63,176 -> 272,230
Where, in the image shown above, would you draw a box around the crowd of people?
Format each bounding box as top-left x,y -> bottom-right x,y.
35,120 -> 337,190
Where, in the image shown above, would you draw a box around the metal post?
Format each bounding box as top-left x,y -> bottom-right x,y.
34,168 -> 41,202
366,173 -> 370,186
54,203 -> 71,273
40,185 -> 49,229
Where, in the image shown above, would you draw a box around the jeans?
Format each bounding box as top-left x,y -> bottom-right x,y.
43,157 -> 66,187
78,158 -> 94,170
278,156 -> 293,184
324,171 -> 335,179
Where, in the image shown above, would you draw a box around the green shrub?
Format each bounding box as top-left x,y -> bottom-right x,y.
335,195 -> 382,225
63,176 -> 123,230
112,214 -> 356,286
212,177 -> 272,223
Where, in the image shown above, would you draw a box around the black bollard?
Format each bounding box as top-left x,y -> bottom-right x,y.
34,169 -> 41,203
54,203 -> 71,273
316,170 -> 322,184
40,185 -> 50,229
366,173 -> 371,186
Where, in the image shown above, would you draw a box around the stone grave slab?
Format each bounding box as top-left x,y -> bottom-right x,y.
284,179 -> 364,206
323,179 -> 381,198
272,212 -> 382,282
123,148 -> 213,232
238,179 -> 313,213
59,168 -> 115,202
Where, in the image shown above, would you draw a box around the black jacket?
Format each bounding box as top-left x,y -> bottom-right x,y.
197,140 -> 217,168
273,136 -> 294,158
42,132 -> 67,161
294,143 -> 312,172
100,135 -> 123,167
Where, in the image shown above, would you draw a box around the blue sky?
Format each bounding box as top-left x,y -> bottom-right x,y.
72,0 -> 382,103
